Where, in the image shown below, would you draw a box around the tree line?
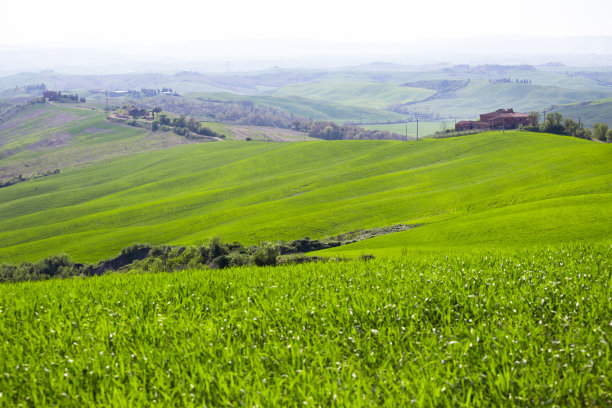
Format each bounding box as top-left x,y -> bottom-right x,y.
153,113 -> 222,139
133,97 -> 404,140
0,236 -> 350,283
524,111 -> 612,142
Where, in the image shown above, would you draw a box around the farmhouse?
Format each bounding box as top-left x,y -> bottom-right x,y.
456,109 -> 528,131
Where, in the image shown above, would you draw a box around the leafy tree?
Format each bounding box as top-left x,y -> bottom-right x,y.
540,112 -> 564,134
575,127 -> 592,139
527,111 -> 540,127
152,121 -> 159,131
563,118 -> 579,136
593,123 -> 610,141
158,114 -> 171,126
187,117 -> 200,133
323,125 -> 334,139
173,115 -> 187,128
252,242 -> 280,266
152,106 -> 162,118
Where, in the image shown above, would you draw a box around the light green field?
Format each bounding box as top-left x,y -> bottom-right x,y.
200,121 -> 313,141
0,242 -> 609,406
1,131 -> 610,264
199,121 -> 228,135
414,80 -> 612,118
362,121 -> 457,138
273,82 -> 436,109
0,103 -> 189,181
186,92 -> 406,123
551,99 -> 612,128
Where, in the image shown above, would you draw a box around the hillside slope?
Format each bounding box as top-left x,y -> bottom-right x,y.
186,92 -> 406,123
272,82 -> 435,109
0,132 -> 610,263
551,98 -> 612,128
414,80 -> 612,118
0,103 -> 190,182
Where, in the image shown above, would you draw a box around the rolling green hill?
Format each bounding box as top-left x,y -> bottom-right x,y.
1,131 -> 610,264
0,103 -> 190,182
414,80 -> 612,118
362,121 -> 456,138
186,92 -> 406,123
551,98 -> 612,128
272,82 -> 436,109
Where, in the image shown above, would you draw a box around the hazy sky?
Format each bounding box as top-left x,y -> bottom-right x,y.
2,0 -> 612,48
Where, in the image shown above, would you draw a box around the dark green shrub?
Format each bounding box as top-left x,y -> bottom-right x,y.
206,237 -> 228,260
121,243 -> 150,257
253,242 -> 280,267
35,253 -> 73,277
210,255 -> 230,269
228,252 -> 251,267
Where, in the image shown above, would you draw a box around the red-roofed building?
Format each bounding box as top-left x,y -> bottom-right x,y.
455,109 -> 528,131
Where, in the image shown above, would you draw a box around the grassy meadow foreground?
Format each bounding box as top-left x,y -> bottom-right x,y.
0,243 -> 610,406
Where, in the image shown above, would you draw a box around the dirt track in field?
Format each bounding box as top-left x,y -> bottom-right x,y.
227,125 -> 310,141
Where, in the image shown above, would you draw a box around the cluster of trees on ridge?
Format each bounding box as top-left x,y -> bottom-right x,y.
113,105 -> 223,139
434,111 -> 611,142
303,121 -> 404,140
43,90 -> 85,103
524,111 -> 612,141
153,113 -> 222,139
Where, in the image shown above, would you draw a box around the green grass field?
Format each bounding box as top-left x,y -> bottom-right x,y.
273,82 -> 435,109
200,121 -> 314,142
362,121 -> 457,138
186,92 -> 406,123
1,131 -> 610,264
409,80 -> 612,118
0,242 -> 609,406
0,103 -> 189,181
551,98 -> 612,128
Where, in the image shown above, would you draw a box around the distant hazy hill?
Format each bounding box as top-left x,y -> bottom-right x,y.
551,98 -> 612,127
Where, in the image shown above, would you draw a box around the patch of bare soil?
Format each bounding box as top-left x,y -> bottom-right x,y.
228,125 -> 308,141
27,132 -> 73,150
0,109 -> 80,141
81,128 -> 111,134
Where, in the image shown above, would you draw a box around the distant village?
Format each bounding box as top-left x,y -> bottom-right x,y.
89,88 -> 178,98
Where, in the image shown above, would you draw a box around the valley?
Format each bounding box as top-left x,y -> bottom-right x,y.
0,59 -> 611,407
